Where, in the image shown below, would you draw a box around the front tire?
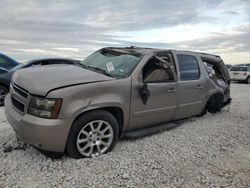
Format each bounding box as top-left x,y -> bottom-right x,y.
66,110 -> 119,159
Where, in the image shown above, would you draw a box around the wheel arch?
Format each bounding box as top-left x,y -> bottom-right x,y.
65,107 -> 122,158
72,106 -> 124,136
205,91 -> 224,113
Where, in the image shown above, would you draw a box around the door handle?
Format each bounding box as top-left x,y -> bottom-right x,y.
195,85 -> 204,89
167,88 -> 177,93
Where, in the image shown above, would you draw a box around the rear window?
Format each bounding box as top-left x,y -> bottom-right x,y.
177,54 -> 200,81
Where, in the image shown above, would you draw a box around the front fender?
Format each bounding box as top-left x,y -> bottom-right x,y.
47,78 -> 131,130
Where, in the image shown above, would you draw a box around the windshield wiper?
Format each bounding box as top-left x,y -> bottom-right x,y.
78,64 -> 88,69
80,64 -> 114,78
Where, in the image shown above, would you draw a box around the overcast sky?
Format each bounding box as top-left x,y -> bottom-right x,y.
1,0 -> 249,64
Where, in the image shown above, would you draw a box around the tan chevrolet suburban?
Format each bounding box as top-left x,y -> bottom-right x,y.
5,47 -> 231,158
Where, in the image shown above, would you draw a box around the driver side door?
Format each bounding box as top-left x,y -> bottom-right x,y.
129,55 -> 178,130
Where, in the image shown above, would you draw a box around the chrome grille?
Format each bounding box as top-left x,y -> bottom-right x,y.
12,84 -> 29,98
10,83 -> 29,113
11,96 -> 25,112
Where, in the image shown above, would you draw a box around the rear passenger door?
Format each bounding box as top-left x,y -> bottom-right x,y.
174,53 -> 208,119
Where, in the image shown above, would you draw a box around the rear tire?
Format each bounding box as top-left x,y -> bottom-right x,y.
246,77 -> 250,84
66,110 -> 119,159
206,93 -> 224,114
0,85 -> 8,106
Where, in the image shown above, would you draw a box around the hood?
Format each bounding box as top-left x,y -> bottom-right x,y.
12,65 -> 115,96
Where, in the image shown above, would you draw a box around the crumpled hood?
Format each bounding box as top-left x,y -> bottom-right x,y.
12,65 -> 114,96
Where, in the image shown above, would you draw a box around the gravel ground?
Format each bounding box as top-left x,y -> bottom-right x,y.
0,83 -> 250,188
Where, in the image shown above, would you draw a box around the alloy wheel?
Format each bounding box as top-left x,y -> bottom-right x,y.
76,120 -> 114,157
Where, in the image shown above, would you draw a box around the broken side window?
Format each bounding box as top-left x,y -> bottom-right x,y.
203,61 -> 224,80
143,57 -> 175,83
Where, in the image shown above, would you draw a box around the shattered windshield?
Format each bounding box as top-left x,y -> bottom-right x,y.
80,49 -> 143,78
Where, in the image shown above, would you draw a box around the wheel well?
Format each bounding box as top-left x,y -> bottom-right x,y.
74,107 -> 124,135
105,107 -> 124,135
206,92 -> 224,113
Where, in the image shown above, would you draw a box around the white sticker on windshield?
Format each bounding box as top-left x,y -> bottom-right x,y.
106,62 -> 114,72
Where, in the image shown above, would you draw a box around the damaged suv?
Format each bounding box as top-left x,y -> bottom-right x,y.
5,47 -> 231,158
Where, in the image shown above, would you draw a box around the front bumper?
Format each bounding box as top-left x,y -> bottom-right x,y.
4,94 -> 72,153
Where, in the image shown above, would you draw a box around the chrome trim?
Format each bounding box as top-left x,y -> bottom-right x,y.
11,95 -> 25,114
12,83 -> 29,98
10,83 -> 30,114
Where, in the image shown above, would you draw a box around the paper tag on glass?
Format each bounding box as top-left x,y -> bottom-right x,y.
106,62 -> 114,72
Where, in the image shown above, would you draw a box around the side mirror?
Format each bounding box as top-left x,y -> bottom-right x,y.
139,83 -> 150,105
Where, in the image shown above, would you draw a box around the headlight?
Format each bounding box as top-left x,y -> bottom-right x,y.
28,96 -> 62,119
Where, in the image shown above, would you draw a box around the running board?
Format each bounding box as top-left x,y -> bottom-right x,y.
122,121 -> 185,139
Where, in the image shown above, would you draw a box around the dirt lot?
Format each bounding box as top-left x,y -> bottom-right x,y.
0,83 -> 249,188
